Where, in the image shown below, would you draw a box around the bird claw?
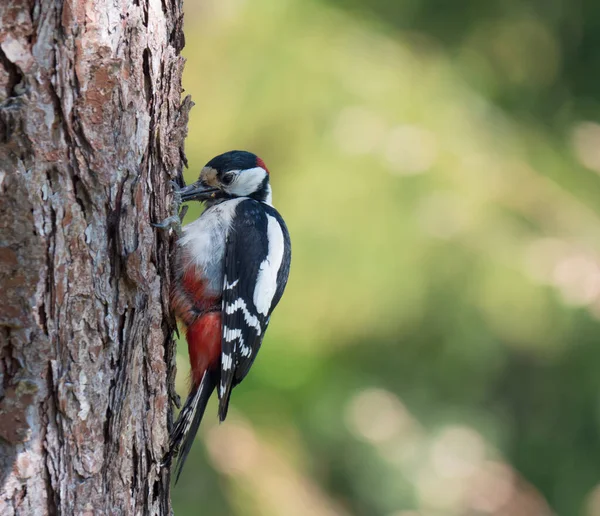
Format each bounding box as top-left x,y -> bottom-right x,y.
170,180 -> 182,210
152,215 -> 182,233
178,204 -> 188,224
153,181 -> 188,234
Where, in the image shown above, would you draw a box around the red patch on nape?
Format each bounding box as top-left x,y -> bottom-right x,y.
256,156 -> 269,174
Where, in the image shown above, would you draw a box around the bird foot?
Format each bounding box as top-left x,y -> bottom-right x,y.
152,215 -> 182,234
153,181 -> 188,235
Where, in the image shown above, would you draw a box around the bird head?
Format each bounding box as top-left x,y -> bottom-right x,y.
180,150 -> 271,205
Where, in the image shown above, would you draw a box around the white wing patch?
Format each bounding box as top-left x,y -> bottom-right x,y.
222,353 -> 233,371
225,298 -> 262,335
223,325 -> 243,343
221,325 -> 251,369
253,215 -> 285,316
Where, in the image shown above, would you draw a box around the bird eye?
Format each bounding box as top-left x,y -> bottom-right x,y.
221,173 -> 235,185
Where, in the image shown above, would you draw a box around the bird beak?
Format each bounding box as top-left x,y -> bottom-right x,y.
179,182 -> 220,202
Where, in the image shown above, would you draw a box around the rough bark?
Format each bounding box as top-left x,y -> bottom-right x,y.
0,0 -> 190,514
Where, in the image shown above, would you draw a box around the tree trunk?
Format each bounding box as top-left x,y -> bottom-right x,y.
0,1 -> 190,514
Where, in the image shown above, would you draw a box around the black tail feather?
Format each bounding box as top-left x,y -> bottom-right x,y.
217,379 -> 233,423
169,370 -> 217,483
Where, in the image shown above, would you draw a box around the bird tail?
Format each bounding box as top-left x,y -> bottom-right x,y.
168,369 -> 217,483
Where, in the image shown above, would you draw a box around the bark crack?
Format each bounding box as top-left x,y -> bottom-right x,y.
0,46 -> 24,100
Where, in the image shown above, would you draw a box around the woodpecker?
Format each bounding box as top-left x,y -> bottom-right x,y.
161,150 -> 291,481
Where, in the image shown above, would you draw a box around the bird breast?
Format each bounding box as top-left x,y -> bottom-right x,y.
177,198 -> 244,295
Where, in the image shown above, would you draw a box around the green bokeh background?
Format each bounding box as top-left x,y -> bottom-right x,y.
173,1 -> 600,514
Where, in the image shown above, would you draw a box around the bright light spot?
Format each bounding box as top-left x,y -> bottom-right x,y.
467,461 -> 515,513
333,106 -> 387,155
572,122 -> 600,173
431,426 -> 486,479
415,468 -> 465,510
377,431 -> 424,469
585,483 -> 600,516
383,125 -> 438,175
524,239 -> 600,308
523,238 -> 569,285
552,253 -> 600,306
262,474 -> 339,516
206,414 -> 347,516
196,0 -> 247,24
205,419 -> 260,475
416,191 -> 467,239
345,388 -> 416,444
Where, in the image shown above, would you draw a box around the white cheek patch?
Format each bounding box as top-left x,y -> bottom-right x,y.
253,215 -> 285,316
227,167 -> 268,197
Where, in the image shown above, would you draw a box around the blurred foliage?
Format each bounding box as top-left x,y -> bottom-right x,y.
174,0 -> 600,515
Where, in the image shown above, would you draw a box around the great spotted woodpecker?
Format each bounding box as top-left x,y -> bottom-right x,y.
161,150 -> 291,481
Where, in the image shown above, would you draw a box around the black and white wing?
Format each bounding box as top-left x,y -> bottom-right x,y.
218,200 -> 291,420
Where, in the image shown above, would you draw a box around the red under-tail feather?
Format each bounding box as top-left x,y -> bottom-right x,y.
167,311 -> 222,482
